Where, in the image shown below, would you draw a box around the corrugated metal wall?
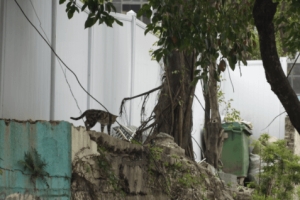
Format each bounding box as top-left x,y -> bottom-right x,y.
0,0 -> 161,132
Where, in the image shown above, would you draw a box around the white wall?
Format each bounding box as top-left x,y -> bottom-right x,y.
0,0 -> 52,120
192,82 -> 206,161
220,58 -> 287,139
0,0 -> 161,132
191,58 -> 288,161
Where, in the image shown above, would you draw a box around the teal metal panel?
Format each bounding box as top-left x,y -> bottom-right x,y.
0,120 -> 71,199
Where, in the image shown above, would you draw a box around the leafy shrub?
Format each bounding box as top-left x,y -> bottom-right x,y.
251,134 -> 300,199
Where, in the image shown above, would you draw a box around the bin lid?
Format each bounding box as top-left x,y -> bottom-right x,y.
222,122 -> 252,135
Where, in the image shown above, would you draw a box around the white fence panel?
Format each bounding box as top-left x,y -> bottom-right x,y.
130,21 -> 162,127
89,14 -> 133,131
220,59 -> 287,139
0,0 -> 52,120
192,83 -> 205,161
54,2 -> 90,127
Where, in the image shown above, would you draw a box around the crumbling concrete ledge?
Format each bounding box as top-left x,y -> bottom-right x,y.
71,132 -> 252,200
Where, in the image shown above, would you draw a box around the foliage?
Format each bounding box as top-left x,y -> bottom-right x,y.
177,171 -> 200,188
250,134 -> 300,199
138,0 -> 256,80
59,0 -> 123,28
273,0 -> 300,57
148,146 -> 163,171
218,85 -> 242,122
97,147 -> 124,196
18,148 -> 49,187
149,146 -> 163,161
249,29 -> 287,60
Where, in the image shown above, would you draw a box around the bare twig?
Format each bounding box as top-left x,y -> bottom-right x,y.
119,85 -> 162,116
261,111 -> 286,131
287,53 -> 300,77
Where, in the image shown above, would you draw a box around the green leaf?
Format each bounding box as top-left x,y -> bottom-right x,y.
68,10 -> 74,19
144,28 -> 151,35
68,7 -> 76,19
108,2 -> 117,12
145,9 -> 152,19
66,2 -> 72,8
106,3 -> 111,13
138,4 -> 151,18
191,77 -> 199,86
85,17 -> 97,29
81,3 -> 88,11
214,71 -> 221,82
194,69 -> 201,75
59,0 -> 66,5
115,19 -> 123,26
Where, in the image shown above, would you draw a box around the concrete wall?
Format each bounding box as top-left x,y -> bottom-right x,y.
71,126 -> 98,162
0,119 -> 71,199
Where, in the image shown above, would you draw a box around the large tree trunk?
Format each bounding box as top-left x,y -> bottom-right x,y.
253,0 -> 300,134
203,64 -> 224,169
153,50 -> 196,159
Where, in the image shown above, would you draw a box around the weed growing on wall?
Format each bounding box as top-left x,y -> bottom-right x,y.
217,81 -> 242,122
250,134 -> 300,199
18,148 -> 49,188
97,147 -> 125,197
147,145 -> 164,181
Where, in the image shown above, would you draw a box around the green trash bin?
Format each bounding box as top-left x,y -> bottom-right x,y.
220,122 -> 252,178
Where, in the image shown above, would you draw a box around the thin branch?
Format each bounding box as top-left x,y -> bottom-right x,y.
166,71 -> 175,136
261,111 -> 286,131
227,64 -> 235,93
119,85 -> 162,116
191,135 -> 205,159
287,53 -> 300,77
194,94 -> 205,111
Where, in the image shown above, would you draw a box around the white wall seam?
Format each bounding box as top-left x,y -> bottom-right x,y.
50,0 -> 57,120
87,27 -> 93,109
0,0 -> 7,118
129,13 -> 136,125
